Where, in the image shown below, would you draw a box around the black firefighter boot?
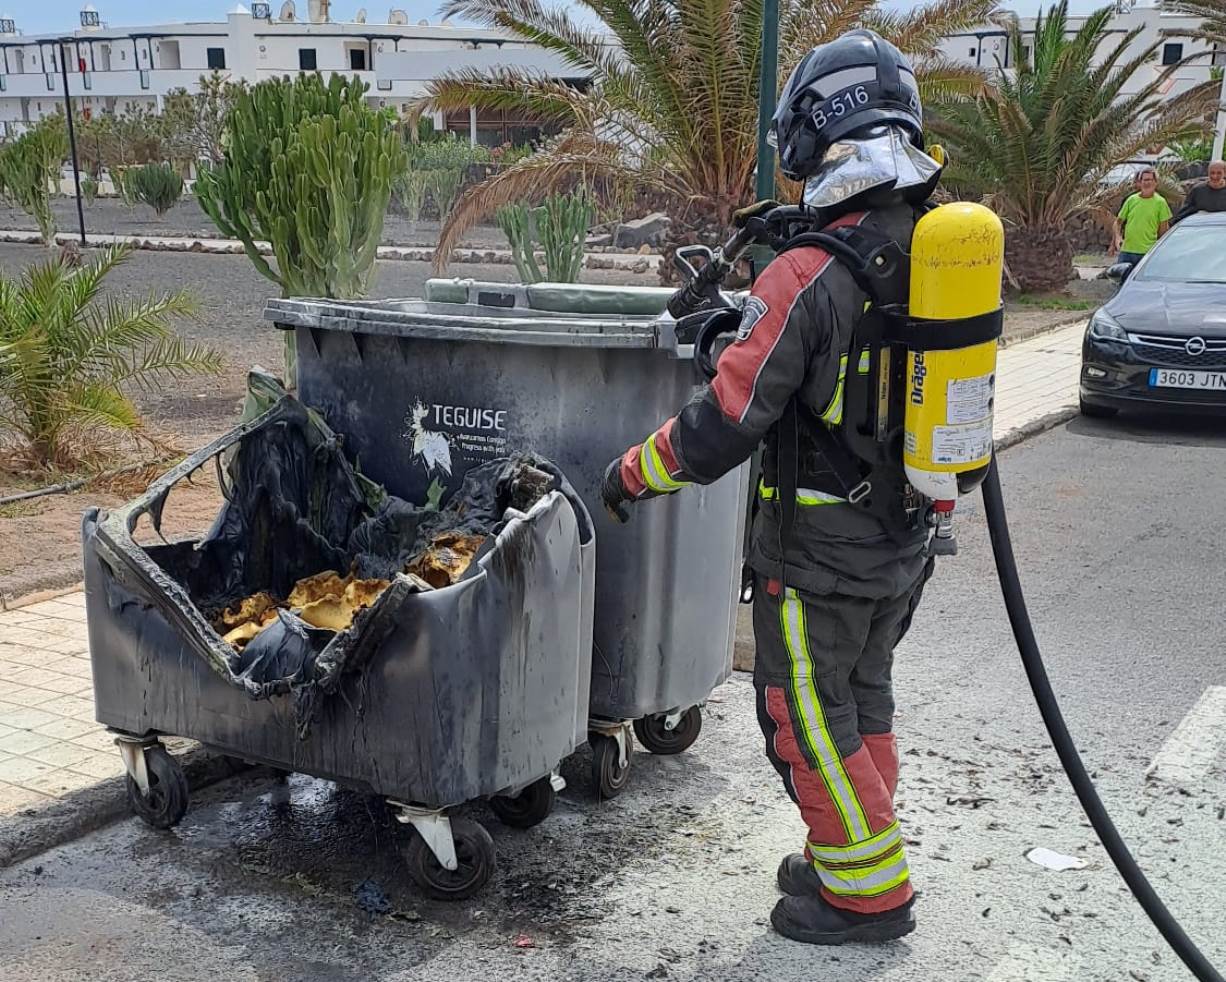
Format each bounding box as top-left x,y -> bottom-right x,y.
772,857 -> 915,946
776,853 -> 823,896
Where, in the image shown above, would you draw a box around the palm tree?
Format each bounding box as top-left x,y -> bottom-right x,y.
1160,0 -> 1226,155
1161,0 -> 1226,49
418,0 -> 1002,274
0,246 -> 219,469
929,1 -> 1216,292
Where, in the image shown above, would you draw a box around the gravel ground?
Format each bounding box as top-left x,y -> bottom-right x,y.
0,198 -> 512,250
0,242 -> 660,445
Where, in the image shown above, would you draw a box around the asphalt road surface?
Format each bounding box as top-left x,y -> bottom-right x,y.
2,415 -> 1224,982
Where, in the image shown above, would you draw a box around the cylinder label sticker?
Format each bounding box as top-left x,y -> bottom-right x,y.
931,420 -> 993,464
946,373 -> 995,425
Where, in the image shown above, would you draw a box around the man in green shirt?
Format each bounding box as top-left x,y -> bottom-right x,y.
1112,167 -> 1171,271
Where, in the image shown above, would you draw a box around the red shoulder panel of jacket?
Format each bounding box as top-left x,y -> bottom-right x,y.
711,212 -> 867,424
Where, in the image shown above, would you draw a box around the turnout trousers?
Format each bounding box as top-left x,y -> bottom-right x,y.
753,567 -> 930,914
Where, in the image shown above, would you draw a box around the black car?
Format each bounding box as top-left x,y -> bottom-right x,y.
1080,211 -> 1226,417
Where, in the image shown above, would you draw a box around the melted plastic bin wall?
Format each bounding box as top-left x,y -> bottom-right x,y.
83,481 -> 594,806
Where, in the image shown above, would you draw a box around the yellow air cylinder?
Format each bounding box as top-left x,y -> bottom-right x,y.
904,202 -> 1004,505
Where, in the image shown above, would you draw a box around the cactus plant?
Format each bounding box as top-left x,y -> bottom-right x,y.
424,167 -> 465,220
113,166 -> 139,210
80,175 -> 98,205
195,73 -> 408,301
496,190 -> 592,284
127,162 -> 183,217
538,190 -> 592,284
496,202 -> 544,283
394,169 -> 428,222
0,120 -> 66,245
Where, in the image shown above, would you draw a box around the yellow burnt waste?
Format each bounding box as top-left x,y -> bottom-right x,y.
407,532 -> 486,589
213,536 -> 487,650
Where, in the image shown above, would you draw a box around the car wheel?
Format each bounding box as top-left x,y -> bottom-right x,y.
1079,396 -> 1117,419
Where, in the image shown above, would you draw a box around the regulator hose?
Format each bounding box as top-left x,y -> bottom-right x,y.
981,459 -> 1223,982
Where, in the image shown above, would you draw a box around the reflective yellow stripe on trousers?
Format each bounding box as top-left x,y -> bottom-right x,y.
778,588 -> 871,842
807,820 -> 902,866
815,846 -> 910,897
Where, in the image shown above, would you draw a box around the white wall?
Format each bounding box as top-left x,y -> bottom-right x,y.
939,6 -> 1216,103
4,2 -> 1212,143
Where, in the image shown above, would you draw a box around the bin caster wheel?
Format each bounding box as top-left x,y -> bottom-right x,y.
633,706 -> 702,755
125,745 -> 190,830
489,777 -> 556,829
404,817 -> 495,901
591,731 -> 632,799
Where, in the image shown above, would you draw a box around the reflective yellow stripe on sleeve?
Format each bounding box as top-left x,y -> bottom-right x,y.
638,433 -> 690,494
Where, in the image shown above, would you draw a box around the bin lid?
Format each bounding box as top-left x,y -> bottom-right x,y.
265,296 -> 665,349
424,279 -> 676,317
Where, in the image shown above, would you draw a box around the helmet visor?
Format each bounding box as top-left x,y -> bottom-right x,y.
801,124 -> 940,209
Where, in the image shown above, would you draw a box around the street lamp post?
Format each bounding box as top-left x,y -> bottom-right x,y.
754,0 -> 779,202
1212,49 -> 1226,161
57,39 -> 88,247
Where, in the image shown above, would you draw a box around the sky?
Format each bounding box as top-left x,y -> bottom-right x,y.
10,0 -> 1122,39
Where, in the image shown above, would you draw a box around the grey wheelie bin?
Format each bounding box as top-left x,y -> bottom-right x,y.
264,280 -> 750,797
83,373 -> 595,899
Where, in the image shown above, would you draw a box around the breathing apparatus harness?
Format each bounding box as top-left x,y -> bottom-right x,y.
666,206 -> 1224,982
671,203 -> 1002,595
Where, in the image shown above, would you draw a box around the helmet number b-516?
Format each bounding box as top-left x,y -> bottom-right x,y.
812,85 -> 870,131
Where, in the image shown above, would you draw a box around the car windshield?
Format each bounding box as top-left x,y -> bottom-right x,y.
1135,226 -> 1226,284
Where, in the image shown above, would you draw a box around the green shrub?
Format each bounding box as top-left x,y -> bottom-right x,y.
1168,137 -> 1212,164
80,175 -> 98,205
410,135 -> 490,220
127,162 -> 184,217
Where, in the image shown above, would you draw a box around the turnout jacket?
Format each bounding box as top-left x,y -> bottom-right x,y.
617,204 -> 929,599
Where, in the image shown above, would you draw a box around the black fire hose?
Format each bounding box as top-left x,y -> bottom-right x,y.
981,459 -> 1223,982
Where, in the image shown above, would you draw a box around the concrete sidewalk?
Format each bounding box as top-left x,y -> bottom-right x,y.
0,593 -> 119,814
0,320 -> 1088,842
993,320 -> 1084,446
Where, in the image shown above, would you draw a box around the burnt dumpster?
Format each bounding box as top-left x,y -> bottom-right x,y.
264,281 -> 750,797
83,372 -> 594,899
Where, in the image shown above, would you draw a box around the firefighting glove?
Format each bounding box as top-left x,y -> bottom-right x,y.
732,199 -> 782,229
600,458 -> 633,524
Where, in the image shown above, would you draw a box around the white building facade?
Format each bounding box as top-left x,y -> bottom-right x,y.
0,3 -> 583,141
1,1 -> 1220,141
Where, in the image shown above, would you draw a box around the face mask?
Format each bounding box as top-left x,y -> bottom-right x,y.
802,124 -> 942,210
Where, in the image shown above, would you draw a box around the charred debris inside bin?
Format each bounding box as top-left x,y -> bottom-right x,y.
125,375 -> 561,732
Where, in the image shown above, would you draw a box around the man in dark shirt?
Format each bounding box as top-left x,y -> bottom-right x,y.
1173,160 -> 1226,224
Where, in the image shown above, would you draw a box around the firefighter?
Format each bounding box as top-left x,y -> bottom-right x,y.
600,29 -> 946,945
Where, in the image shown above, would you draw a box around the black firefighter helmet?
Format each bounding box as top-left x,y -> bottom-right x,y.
770,29 -> 924,183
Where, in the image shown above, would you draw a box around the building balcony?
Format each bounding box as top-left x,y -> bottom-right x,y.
0,67 -> 227,100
